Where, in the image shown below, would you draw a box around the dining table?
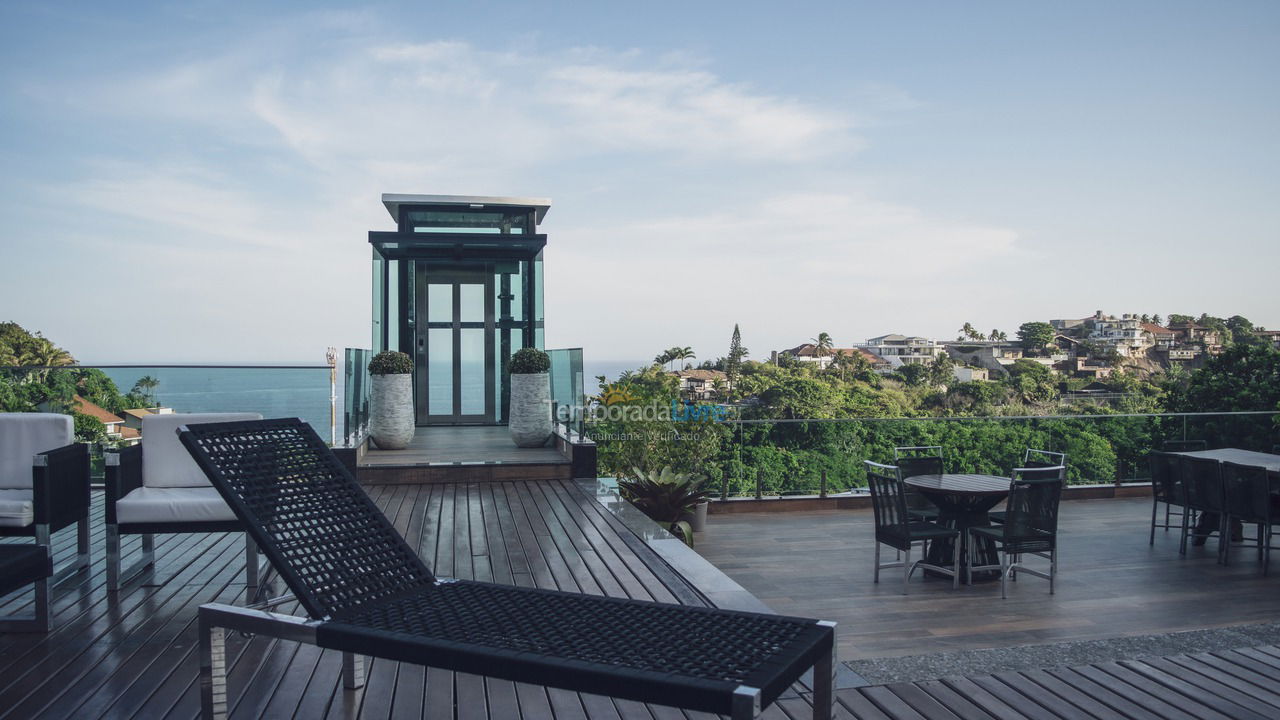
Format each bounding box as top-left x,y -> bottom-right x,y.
1172,448 -> 1280,472
903,473 -> 1011,579
1169,447 -> 1280,540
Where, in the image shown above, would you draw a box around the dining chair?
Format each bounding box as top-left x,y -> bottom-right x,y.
1148,451 -> 1188,545
967,473 -> 1063,598
1180,455 -> 1226,560
893,446 -> 943,521
865,461 -> 959,594
1221,461 -> 1270,570
1023,448 -> 1066,468
989,464 -> 1064,526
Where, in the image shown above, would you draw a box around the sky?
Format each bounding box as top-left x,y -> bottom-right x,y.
0,1 -> 1277,366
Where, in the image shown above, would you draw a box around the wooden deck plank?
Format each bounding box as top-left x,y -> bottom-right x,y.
1087,661 -> 1238,720
1171,653 -> 1280,705
1041,666 -> 1165,720
1126,656 -> 1278,718
877,682 -> 972,720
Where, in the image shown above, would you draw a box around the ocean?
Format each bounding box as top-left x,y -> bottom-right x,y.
98,366 -> 338,439
93,358 -> 647,438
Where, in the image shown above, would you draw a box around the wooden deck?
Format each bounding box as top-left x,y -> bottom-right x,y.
4,487 -> 1280,719
697,496 -> 1280,663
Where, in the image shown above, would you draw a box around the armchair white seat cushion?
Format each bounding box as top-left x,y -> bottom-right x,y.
0,413 -> 73,489
140,412 -> 262,488
115,486 -> 238,524
0,489 -> 35,527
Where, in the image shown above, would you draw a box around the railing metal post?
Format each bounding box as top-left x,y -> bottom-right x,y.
755,468 -> 763,500
820,469 -> 828,498
721,471 -> 730,501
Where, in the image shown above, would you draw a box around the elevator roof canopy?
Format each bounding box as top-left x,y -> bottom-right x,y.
382,194 -> 551,225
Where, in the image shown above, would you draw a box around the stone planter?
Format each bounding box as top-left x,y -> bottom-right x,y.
369,373 -> 414,450
509,372 -> 552,448
688,501 -> 709,532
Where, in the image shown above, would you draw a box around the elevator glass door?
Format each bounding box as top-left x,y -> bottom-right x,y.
416,268 -> 495,424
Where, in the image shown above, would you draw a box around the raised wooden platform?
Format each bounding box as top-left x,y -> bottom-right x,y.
357,426 -> 573,484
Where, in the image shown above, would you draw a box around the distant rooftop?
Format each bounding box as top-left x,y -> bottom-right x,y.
381,193 -> 551,223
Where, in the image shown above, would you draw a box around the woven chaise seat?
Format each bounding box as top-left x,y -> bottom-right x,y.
178,418 -> 835,720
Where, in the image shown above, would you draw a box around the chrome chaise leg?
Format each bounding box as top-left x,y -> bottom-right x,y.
731,686 -> 761,719
343,652 -> 365,689
811,620 -> 837,720
198,603 -> 321,720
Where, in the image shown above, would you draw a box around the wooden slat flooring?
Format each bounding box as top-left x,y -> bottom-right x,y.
696,496 -> 1280,662
5,488 -> 1280,719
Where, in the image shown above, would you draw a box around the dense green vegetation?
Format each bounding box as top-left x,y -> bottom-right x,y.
1,321 -> 156,442
591,321 -> 1280,494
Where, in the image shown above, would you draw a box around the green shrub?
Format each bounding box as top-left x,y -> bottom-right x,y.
510,347 -> 550,374
368,351 -> 412,375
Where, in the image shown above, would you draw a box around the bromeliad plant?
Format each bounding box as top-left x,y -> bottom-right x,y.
617,466 -> 714,547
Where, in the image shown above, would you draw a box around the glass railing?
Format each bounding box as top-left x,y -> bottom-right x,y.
343,348 -> 372,446
547,347 -> 585,431
2,363 -> 338,479
587,410 -> 1279,500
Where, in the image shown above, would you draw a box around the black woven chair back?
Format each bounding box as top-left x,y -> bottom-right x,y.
1222,461 -> 1270,524
896,456 -> 943,478
1001,475 -> 1062,551
1148,452 -> 1184,505
865,461 -> 910,550
1023,448 -> 1065,469
177,418 -> 436,620
1182,455 -> 1225,513
1014,465 -> 1065,482
1163,439 -> 1208,452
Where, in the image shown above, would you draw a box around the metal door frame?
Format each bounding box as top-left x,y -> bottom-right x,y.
415,266 -> 495,424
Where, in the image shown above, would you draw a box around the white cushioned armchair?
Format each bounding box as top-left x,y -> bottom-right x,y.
0,412 -> 91,585
105,412 -> 263,596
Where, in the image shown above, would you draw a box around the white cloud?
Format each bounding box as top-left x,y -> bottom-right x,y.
22,25 -> 1020,362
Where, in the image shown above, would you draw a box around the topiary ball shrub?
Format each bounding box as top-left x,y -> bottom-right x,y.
368,350 -> 413,375
510,347 -> 550,374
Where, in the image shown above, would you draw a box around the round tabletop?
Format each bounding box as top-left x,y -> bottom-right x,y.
903,473 -> 1010,495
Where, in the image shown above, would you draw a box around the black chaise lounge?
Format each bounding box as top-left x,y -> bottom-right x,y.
178,418 -> 836,720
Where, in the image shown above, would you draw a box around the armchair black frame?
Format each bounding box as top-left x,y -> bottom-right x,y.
865,461 -> 960,594
179,418 -> 837,720
0,440 -> 91,586
967,469 -> 1064,598
1148,451 -> 1188,545
106,444 -> 264,600
0,544 -> 52,632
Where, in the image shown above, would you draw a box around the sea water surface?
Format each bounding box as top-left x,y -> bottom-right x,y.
99,365 -> 337,438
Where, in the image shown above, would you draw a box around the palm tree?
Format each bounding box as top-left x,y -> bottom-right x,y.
673,346 -> 696,371
811,332 -> 833,358
958,322 -> 983,341
654,350 -> 672,369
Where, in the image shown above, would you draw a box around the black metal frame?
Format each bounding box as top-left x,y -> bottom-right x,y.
1148,451 -> 1188,544
967,469 -> 1064,598
1179,455 -> 1228,560
180,418 -> 836,720
1220,461 -> 1274,570
0,544 -> 52,632
865,460 -> 960,594
0,441 -> 91,586
104,444 -> 265,600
